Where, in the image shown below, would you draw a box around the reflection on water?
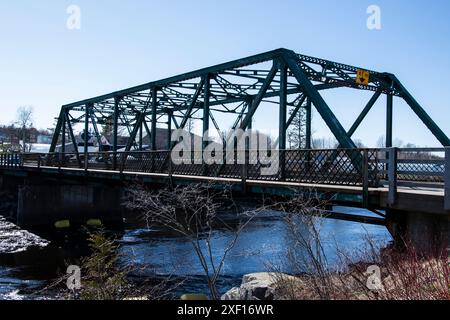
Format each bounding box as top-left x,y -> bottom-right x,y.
0,207 -> 392,299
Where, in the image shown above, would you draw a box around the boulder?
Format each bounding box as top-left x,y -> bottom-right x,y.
222,272 -> 295,301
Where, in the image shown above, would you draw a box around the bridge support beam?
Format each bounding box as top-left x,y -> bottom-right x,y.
203,74 -> 211,152
386,94 -> 393,148
445,147 -> 450,211
386,210 -> 449,256
167,110 -> 173,150
151,88 -> 158,151
284,54 -> 357,150
84,103 -> 92,170
17,184 -> 124,229
305,98 -> 312,150
279,64 -> 288,180
113,97 -> 120,170
391,75 -> 450,147
61,111 -> 66,154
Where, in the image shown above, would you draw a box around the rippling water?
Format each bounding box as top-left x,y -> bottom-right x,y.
0,206 -> 392,299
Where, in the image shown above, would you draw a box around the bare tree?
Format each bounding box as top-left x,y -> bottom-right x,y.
312,137 -> 338,149
124,183 -> 266,300
287,108 -> 308,149
186,118 -> 196,134
16,106 -> 34,152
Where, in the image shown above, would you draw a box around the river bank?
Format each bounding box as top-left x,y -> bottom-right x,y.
222,251 -> 450,301
0,216 -> 48,254
0,207 -> 394,300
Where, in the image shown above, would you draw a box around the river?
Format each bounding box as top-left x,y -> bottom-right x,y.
0,206 -> 392,300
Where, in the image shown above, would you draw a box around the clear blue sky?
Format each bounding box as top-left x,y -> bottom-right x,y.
0,0 -> 449,147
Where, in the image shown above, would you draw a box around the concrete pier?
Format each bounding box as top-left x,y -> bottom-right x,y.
387,210 -> 450,255
17,184 -> 124,229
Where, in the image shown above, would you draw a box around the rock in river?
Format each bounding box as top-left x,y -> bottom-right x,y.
222,272 -> 298,301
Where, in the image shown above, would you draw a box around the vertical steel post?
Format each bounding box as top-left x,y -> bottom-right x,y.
139,118 -> 143,151
61,109 -> 66,154
151,88 -> 158,151
306,98 -> 312,150
388,147 -> 398,206
61,109 -> 66,166
242,151 -> 248,194
386,94 -> 393,148
167,111 -> 172,150
203,74 -> 211,151
84,103 -> 91,170
279,64 -> 288,180
362,150 -> 369,208
279,64 -> 288,150
150,88 -> 158,172
445,147 -> 450,211
202,74 -> 211,175
113,97 -> 120,170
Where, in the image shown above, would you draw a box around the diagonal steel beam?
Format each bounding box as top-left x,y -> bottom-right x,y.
125,112 -> 145,152
347,91 -> 382,138
143,119 -> 152,142
283,53 -> 357,149
390,75 -> 450,146
240,65 -> 278,130
172,113 -> 179,129
49,109 -> 65,153
286,95 -> 306,128
89,108 -> 103,148
63,49 -> 287,108
65,111 -> 82,167
179,78 -> 205,130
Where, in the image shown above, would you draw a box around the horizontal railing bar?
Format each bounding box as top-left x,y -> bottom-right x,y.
379,169 -> 444,176
1,149 -> 446,192
378,159 -> 445,164
396,148 -> 445,152
10,148 -> 445,155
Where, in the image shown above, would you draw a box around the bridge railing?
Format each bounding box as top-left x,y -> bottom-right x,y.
3,148 -> 448,210
14,149 -> 380,187
4,148 -> 448,191
377,148 -> 446,187
0,153 -> 22,168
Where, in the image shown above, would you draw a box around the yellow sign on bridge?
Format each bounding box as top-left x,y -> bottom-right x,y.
356,69 -> 370,85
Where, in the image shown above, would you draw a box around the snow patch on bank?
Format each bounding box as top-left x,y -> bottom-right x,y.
0,216 -> 49,254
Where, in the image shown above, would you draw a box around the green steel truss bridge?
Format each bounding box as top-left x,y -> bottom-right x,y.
49,48 -> 450,159
1,49 -> 449,251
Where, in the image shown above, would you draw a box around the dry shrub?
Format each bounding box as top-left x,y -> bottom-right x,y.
269,191 -> 449,301
124,183 -> 262,300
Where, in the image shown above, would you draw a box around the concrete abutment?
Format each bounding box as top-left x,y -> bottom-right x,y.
387,209 -> 450,256
17,183 -> 124,229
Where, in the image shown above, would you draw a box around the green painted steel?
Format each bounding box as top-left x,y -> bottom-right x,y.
283,52 -> 357,149
305,98 -> 312,150
390,74 -> 450,146
386,94 -> 393,148
47,48 -> 449,155
347,91 -> 382,138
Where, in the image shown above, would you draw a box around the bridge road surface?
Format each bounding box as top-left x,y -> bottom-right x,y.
12,162 -> 447,218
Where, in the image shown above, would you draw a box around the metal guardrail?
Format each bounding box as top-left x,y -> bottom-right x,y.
1,148 -> 449,209
16,149 -> 380,186
0,153 -> 22,168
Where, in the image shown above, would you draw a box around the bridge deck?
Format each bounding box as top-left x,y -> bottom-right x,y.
1,148 -> 448,216
4,163 -> 445,216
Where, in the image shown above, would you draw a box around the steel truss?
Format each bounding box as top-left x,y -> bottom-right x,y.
50,48 -> 450,163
